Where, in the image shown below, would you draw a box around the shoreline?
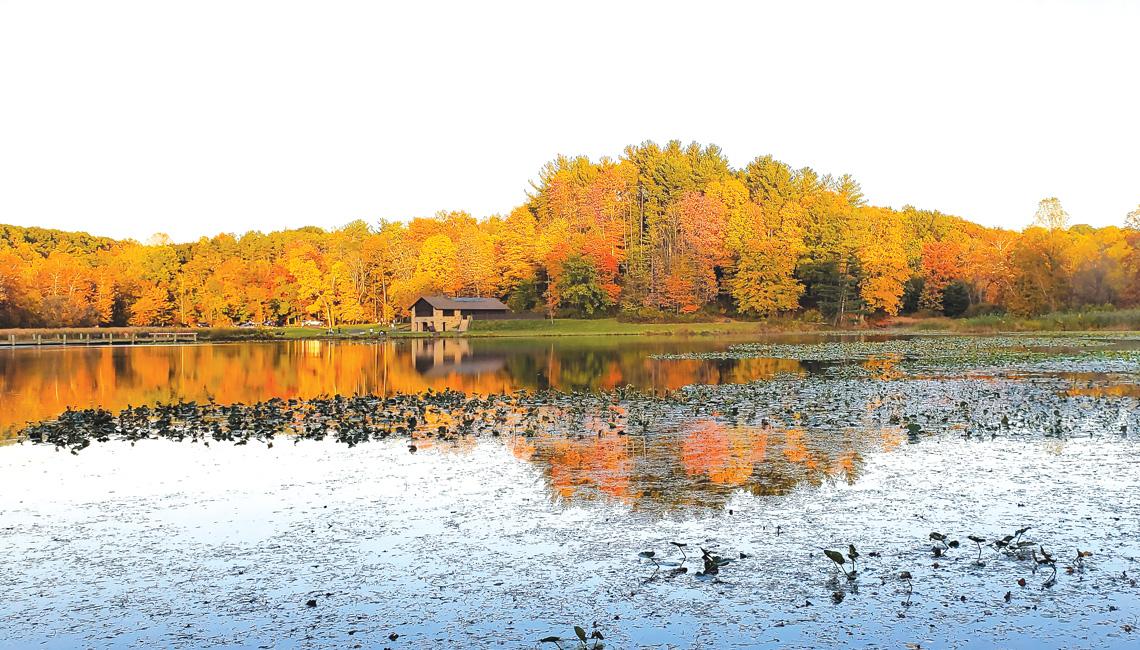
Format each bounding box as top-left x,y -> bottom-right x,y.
4,311 -> 1140,346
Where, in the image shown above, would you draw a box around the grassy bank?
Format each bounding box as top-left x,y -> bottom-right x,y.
898,308 -> 1140,333
1,319 -> 816,342
5,309 -> 1140,344
464,318 -> 803,337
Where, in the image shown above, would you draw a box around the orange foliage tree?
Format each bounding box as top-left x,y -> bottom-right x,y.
1,146 -> 1136,327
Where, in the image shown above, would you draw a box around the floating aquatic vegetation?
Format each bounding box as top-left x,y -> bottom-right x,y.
651,334 -> 1140,380
16,389 -> 677,453
1034,546 -> 1058,588
540,624 -> 605,649
823,545 -> 859,580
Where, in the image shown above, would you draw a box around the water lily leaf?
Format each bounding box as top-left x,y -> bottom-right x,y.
824,549 -> 846,566
638,551 -> 655,559
575,626 -> 587,642
539,636 -> 561,643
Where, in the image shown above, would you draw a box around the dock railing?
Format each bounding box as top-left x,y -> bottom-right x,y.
5,332 -> 198,347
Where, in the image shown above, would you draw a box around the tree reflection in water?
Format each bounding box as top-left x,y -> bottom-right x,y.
510,418 -> 907,508
0,337 -> 805,439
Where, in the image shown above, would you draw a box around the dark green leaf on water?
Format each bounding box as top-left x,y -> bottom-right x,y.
539,637 -> 561,644
670,541 -> 687,548
638,551 -> 655,559
948,540 -> 960,549
824,549 -> 846,566
575,626 -> 587,642
968,536 -> 985,544
929,532 -> 946,542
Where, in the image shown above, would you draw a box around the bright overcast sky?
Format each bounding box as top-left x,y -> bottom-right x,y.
1,0 -> 1137,242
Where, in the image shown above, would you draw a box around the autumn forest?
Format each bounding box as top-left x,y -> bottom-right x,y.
3,140 -> 1139,329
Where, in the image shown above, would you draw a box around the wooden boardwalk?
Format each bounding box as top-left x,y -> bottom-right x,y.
5,332 -> 198,347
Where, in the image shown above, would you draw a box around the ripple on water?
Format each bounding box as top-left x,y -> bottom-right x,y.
2,425 -> 1139,648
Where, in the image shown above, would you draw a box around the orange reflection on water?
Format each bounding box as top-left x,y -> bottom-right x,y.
546,434 -> 635,501
513,418 -> 902,507
0,341 -> 504,438
681,420 -> 767,486
863,355 -> 905,381
0,339 -> 808,439
1063,384 -> 1140,398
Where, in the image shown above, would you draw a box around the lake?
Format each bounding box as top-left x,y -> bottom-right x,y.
2,334 -> 1139,648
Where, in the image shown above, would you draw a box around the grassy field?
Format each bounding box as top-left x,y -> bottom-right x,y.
464,318 -> 797,337
6,309 -> 1140,343
0,318 -> 818,343
896,308 -> 1140,333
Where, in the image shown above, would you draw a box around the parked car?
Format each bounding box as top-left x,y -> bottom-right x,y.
237,321 -> 258,329
302,319 -> 324,327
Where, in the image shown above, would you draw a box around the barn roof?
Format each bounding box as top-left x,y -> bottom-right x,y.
411,295 -> 510,311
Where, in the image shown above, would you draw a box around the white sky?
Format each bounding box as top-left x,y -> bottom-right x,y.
1,0 -> 1137,243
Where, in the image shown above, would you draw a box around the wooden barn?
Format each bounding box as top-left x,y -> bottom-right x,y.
408,296 -> 511,333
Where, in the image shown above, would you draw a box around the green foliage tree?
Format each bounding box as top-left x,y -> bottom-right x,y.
941,280 -> 971,317
551,255 -> 609,317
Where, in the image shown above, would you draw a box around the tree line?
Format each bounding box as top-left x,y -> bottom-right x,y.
2,140 -> 1139,328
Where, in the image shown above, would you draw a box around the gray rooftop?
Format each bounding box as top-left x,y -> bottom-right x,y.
412,295 -> 510,311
